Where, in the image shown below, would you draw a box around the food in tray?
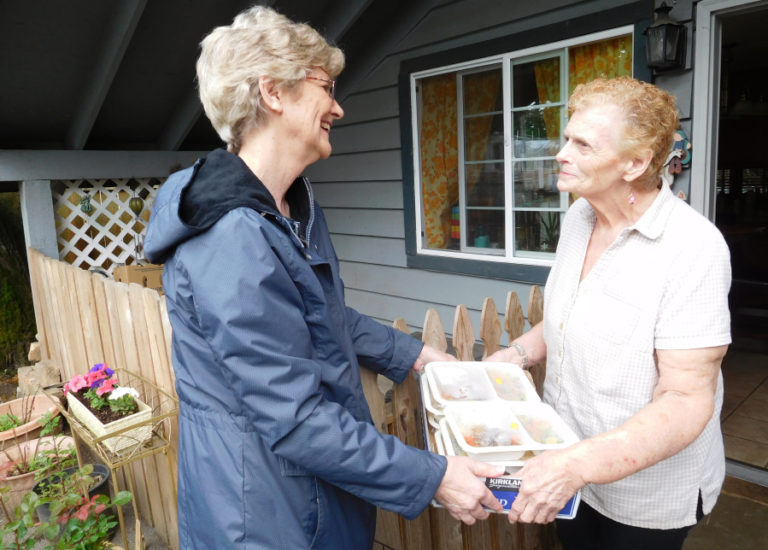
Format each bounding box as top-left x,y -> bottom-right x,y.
461,423 -> 524,448
517,414 -> 564,444
443,425 -> 468,456
484,364 -> 531,401
431,364 -> 493,401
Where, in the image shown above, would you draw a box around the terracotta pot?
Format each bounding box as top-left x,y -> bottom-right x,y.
0,435 -> 75,512
0,395 -> 60,448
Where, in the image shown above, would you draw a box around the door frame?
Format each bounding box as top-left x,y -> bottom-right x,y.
690,0 -> 768,220
691,0 -> 768,488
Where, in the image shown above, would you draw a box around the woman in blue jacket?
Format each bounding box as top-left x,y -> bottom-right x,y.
144,6 -> 503,549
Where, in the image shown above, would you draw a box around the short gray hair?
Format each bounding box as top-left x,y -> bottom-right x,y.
196,6 -> 345,152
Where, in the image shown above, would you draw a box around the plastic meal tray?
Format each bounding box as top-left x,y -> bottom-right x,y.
420,372 -> 444,416
443,401 -> 533,460
438,418 -> 467,457
438,417 -> 533,467
425,362 -> 541,408
443,401 -> 579,461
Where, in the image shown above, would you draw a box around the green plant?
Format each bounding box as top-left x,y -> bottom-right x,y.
1,466 -> 131,550
0,415 -> 21,432
29,415 -> 76,482
105,391 -> 136,416
540,212 -> 560,249
0,193 -> 35,375
82,390 -> 109,413
0,396 -> 37,433
0,414 -> 75,480
41,466 -> 131,549
0,487 -> 40,549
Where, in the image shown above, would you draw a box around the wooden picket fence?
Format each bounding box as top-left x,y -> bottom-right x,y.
26,248 -> 179,549
26,247 -> 556,550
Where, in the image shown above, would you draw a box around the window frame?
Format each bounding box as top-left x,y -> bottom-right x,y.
399,2 -> 651,284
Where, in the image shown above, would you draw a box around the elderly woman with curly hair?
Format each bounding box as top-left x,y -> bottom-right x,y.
145,6 -> 503,549
486,77 -> 731,550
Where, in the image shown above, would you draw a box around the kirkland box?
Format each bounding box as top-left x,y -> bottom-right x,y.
428,472 -> 581,520
484,474 -> 581,519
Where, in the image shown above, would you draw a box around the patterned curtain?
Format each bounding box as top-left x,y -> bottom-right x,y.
533,57 -> 561,143
420,74 -> 459,249
464,71 -> 502,197
420,71 -> 501,248
568,35 -> 633,94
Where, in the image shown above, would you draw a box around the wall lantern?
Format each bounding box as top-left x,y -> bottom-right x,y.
644,2 -> 686,71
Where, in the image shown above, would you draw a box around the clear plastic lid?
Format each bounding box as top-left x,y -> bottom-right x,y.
483,363 -> 541,402
425,362 -> 496,406
506,402 -> 579,450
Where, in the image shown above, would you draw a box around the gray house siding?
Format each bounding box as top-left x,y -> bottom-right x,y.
305,0 -> 691,336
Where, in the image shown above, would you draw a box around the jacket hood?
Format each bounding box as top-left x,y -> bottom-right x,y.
144,148 -> 311,264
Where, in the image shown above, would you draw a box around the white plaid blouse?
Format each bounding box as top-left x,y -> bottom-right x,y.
542,183 -> 732,529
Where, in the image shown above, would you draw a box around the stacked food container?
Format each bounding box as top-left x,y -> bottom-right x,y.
420,361 -> 581,518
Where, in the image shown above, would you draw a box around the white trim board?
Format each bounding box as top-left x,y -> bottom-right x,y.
0,150 -> 207,181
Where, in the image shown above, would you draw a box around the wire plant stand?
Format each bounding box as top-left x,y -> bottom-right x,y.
42,368 -> 179,548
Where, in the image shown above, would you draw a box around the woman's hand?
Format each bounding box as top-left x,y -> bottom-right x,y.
506,448 -> 585,524
412,344 -> 455,373
434,456 -> 505,524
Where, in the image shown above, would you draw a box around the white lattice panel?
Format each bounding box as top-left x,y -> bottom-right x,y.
53,178 -> 164,273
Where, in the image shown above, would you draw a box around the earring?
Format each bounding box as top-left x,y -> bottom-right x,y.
628,190 -> 635,205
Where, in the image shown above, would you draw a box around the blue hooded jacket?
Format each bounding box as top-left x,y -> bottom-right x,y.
144,149 -> 446,549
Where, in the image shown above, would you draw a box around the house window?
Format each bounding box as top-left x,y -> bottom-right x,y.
411,29 -> 633,266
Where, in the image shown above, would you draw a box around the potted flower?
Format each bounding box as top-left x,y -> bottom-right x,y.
1,465 -> 132,550
46,488 -> 132,550
33,463 -> 112,523
0,393 -> 61,448
64,364 -> 152,453
0,413 -> 76,512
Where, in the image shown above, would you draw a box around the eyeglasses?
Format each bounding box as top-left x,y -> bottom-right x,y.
305,76 -> 336,100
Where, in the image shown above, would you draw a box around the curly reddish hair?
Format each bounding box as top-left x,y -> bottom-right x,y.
569,77 -> 678,188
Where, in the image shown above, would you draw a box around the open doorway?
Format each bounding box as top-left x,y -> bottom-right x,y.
714,5 -> 768,473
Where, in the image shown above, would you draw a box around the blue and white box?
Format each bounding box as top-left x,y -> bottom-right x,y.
484,475 -> 581,519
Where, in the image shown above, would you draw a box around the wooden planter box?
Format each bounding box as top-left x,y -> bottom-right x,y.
66,393 -> 152,453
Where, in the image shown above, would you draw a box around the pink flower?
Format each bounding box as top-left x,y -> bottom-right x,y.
73,502 -> 93,521
96,377 -> 118,396
57,512 -> 70,525
64,374 -> 87,395
85,369 -> 106,388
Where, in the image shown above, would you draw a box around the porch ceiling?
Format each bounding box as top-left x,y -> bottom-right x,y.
0,0 -> 430,153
